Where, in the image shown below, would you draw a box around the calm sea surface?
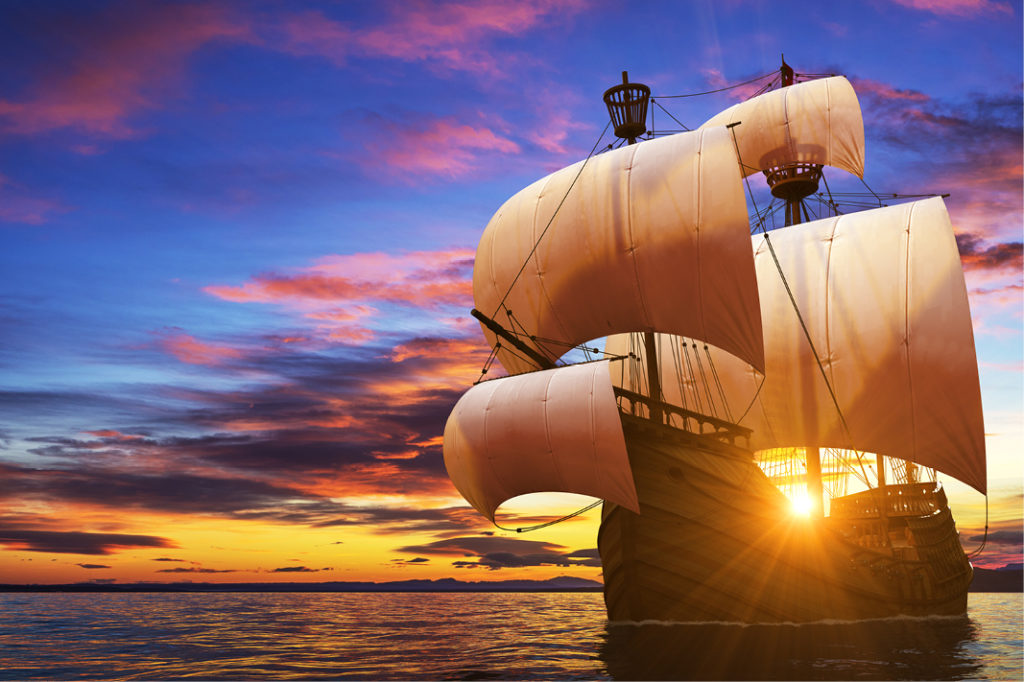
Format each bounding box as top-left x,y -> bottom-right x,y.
0,592 -> 1020,680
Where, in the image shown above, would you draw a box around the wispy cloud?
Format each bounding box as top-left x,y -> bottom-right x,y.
359,115 -> 520,181
155,330 -> 245,366
398,535 -> 600,570
888,0 -> 1014,16
849,78 -> 930,102
0,174 -> 72,225
203,248 -> 474,343
0,3 -> 252,138
270,0 -> 587,77
0,526 -> 174,555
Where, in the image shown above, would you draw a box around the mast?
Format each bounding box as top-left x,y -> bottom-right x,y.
604,71 -> 660,421
772,56 -> 825,517
765,56 -> 824,231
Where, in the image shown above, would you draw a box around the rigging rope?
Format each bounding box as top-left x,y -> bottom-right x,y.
728,124 -> 874,489
494,499 -> 604,533
490,120 -> 612,319
654,71 -> 777,98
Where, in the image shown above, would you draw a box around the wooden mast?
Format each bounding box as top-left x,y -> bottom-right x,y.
770,57 -> 825,517
604,71 -> 661,422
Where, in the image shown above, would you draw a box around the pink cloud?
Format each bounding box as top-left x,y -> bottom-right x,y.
0,174 -> 72,225
272,0 -> 587,76
0,4 -> 253,138
361,116 -> 520,180
204,249 -> 474,344
83,430 -> 146,442
850,78 -> 930,102
889,0 -> 1013,15
156,331 -> 245,366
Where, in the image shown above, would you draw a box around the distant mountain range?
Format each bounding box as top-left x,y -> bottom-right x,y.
0,575 -> 604,593
2,568 -> 1019,592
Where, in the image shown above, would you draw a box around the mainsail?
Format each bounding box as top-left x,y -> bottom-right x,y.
699,76 -> 865,178
473,126 -> 764,376
609,197 -> 987,493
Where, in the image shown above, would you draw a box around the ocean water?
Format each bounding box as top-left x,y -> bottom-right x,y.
0,592 -> 1019,680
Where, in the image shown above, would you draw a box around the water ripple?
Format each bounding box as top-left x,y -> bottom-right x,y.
0,592 -> 1017,680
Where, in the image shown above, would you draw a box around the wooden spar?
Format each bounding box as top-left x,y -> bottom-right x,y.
806,447 -> 824,517
470,308 -> 555,371
644,332 -> 663,422
605,71 -> 661,423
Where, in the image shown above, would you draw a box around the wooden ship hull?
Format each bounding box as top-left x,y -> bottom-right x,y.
599,412 -> 973,623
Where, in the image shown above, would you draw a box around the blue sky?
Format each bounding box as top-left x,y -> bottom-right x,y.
0,0 -> 1020,582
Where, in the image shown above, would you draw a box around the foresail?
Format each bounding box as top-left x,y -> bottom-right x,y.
443,361 -> 639,520
473,127 -> 764,376
700,76 -> 865,178
613,198 -> 986,492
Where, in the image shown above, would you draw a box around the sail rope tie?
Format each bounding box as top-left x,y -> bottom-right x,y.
475,343 -> 502,384
504,308 -> 560,365
494,498 -> 604,533
490,120 -> 612,320
735,374 -> 766,423
858,174 -> 885,207
820,172 -> 843,217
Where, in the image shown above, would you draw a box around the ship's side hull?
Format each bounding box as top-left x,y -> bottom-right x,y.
598,415 -> 972,623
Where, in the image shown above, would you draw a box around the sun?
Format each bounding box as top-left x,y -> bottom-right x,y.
791,492 -> 812,517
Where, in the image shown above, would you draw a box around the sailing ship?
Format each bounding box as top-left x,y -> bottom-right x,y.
442,61 -> 985,623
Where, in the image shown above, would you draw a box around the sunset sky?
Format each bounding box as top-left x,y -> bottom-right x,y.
1,0 -> 1020,585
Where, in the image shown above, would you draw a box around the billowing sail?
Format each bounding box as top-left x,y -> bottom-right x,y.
700,76 -> 865,178
443,360 -> 638,520
610,197 -> 986,493
473,126 -> 764,377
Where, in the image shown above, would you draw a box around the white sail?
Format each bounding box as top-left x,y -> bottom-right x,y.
443,361 -> 639,520
473,126 -> 764,376
610,198 -> 986,493
700,76 -> 865,178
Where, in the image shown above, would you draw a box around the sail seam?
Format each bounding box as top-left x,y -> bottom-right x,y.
696,129 -> 707,340
825,78 -> 834,168
825,216 -> 838,398
541,370 -> 565,490
904,202 -> 918,461
531,172 -> 573,348
624,142 -> 652,326
481,382 -> 509,521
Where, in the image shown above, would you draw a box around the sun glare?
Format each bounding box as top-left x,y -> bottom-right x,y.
791,492 -> 812,517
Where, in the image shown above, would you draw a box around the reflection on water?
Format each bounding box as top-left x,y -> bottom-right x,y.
600,616 -> 982,680
0,592 -> 1018,680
